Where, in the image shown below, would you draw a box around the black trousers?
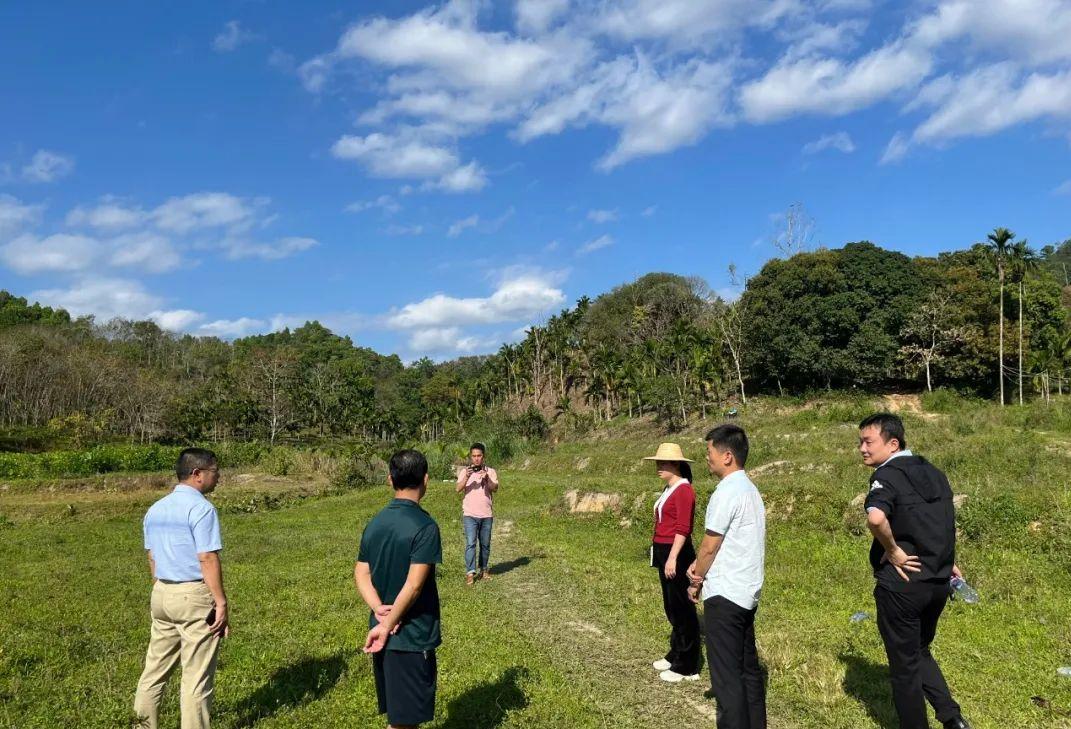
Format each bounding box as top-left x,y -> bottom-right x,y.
652,541 -> 701,675
874,583 -> 961,729
704,595 -> 766,729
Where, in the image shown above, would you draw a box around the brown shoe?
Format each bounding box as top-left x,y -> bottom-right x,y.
481,570 -> 493,582
465,573 -> 475,585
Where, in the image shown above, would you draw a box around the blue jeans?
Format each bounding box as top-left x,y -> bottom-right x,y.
463,516 -> 493,574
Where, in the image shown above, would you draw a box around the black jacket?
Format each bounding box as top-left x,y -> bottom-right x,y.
863,454 -> 956,590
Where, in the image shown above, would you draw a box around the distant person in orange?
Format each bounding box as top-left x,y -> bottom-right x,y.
644,442 -> 701,683
455,442 -> 499,585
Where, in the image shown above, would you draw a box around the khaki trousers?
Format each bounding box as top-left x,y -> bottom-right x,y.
133,580 -> 221,729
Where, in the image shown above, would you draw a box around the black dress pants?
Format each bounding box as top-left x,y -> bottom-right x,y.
652,541 -> 701,675
874,582 -> 961,729
704,595 -> 766,729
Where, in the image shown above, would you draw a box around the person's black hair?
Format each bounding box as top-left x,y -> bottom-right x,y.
390,449 -> 429,490
680,461 -> 693,482
705,424 -> 749,467
177,448 -> 217,481
858,412 -> 907,450
470,442 -> 486,454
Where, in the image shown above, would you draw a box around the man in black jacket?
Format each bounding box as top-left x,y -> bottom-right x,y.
858,413 -> 971,729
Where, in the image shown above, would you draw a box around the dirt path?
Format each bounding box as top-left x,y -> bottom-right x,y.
487,518 -> 795,728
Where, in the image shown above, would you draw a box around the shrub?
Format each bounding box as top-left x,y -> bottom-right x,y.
263,447 -> 296,476
330,443 -> 386,490
516,405 -> 550,440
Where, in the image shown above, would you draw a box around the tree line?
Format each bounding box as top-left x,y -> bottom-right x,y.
1,232 -> 1068,447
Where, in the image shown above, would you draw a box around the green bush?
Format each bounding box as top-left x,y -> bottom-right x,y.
263,447 -> 296,476
0,442 -> 266,480
330,443 -> 386,490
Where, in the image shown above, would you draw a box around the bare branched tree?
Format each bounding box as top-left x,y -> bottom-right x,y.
774,202 -> 816,257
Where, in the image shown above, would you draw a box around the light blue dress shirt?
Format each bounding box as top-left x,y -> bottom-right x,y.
143,484 -> 222,581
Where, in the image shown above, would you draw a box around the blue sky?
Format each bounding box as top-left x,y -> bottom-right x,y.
1,0 -> 1069,359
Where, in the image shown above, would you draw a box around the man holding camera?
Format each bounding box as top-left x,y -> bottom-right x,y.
455,442 -> 499,585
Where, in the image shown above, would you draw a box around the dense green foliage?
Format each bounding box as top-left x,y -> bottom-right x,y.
1,233 -> 1068,450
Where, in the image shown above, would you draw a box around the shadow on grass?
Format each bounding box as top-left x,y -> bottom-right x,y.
439,666 -> 529,729
230,652 -> 347,727
488,556 -> 534,576
839,653 -> 898,729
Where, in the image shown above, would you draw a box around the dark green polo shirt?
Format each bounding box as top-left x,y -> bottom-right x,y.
357,498 -> 442,652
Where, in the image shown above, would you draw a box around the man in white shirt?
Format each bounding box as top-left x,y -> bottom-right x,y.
687,424 -> 766,729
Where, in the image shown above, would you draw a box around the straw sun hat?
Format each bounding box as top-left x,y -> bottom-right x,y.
641,442 -> 694,463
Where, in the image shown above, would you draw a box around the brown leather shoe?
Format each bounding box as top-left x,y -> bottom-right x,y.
481,570 -> 493,582
465,573 -> 475,585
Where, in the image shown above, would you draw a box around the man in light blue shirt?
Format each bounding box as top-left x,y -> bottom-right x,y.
134,448 -> 229,729
687,424 -> 767,729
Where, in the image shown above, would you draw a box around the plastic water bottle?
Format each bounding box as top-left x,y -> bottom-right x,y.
950,576 -> 980,604
1058,667 -> 1071,678
850,611 -> 869,623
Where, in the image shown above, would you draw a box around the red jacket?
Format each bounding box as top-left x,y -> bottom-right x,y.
652,481 -> 696,544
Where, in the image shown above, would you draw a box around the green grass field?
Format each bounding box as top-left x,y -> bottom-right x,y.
2,395 -> 1071,727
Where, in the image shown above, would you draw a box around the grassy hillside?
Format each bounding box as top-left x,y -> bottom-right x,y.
2,394 -> 1070,728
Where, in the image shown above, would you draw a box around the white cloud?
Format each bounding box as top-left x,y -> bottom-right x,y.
332,133 -> 458,178
332,133 -> 488,192
1,233 -> 99,274
387,271 -> 566,329
213,20 -> 256,52
740,41 -> 932,123
910,0 -> 1071,65
578,233 -> 613,254
152,192 -> 260,234
802,131 -> 856,154
909,65 -> 1071,147
515,0 -> 570,34
519,54 -> 735,170
198,317 -> 266,338
224,236 -> 318,261
448,214 -> 480,237
31,277 -> 164,321
880,132 -> 912,164
316,1 -> 587,98
1054,180 -> 1071,196
22,150 -> 74,183
66,201 -> 146,230
596,0 -> 794,46
151,309 -> 205,331
409,327 -> 466,352
0,194 -> 43,236
384,223 -> 425,236
587,208 -> 619,223
641,205 -> 657,217
780,19 -> 867,61
431,161 -> 488,192
109,232 -> 181,273
345,195 -> 402,215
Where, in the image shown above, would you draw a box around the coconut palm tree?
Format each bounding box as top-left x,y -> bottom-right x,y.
985,227 -> 1016,405
1009,240 -> 1040,404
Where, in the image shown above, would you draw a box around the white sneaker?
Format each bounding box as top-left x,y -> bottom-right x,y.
659,670 -> 700,683
652,659 -> 672,671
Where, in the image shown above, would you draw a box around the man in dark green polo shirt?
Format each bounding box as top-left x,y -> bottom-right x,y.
356,448 -> 442,729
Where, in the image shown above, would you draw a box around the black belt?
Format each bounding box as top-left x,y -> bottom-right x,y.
158,578 -> 204,584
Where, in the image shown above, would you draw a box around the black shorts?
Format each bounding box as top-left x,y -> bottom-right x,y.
373,649 -> 437,725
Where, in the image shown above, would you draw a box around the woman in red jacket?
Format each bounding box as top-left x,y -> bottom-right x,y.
644,442 -> 701,682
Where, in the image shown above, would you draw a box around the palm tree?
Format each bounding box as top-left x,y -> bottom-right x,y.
985,227 -> 1016,405
1009,240 -> 1039,404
